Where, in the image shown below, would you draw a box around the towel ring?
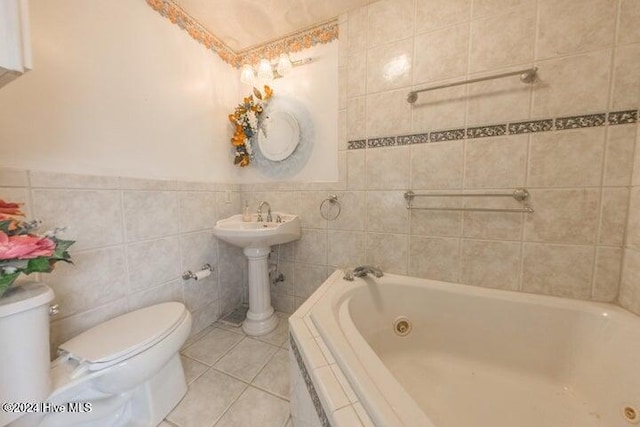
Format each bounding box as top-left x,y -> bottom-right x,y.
320,194 -> 341,221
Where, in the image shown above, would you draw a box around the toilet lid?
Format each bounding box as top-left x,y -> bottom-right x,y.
59,302 -> 187,365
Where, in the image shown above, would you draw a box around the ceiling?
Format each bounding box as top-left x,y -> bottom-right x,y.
173,0 -> 377,52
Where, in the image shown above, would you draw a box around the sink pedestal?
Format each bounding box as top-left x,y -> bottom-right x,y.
242,247 -> 279,336
212,212 -> 300,336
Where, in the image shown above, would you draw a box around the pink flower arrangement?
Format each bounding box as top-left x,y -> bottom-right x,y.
0,232 -> 56,260
0,200 -> 74,297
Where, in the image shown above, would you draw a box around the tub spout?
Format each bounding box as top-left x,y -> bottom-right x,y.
344,265 -> 384,281
354,265 -> 384,278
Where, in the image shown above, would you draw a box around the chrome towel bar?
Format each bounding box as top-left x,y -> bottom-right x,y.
405,206 -> 534,213
407,67 -> 537,104
404,189 -> 534,213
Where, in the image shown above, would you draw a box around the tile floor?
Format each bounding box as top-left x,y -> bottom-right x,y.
160,313 -> 293,427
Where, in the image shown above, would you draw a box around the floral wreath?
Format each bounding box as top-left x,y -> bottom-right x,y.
228,85 -> 273,167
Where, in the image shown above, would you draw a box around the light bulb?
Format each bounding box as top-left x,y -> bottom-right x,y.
276,53 -> 292,76
240,64 -> 255,85
257,59 -> 274,83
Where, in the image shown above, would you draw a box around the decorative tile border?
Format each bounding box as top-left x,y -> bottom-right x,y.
555,113 -> 606,130
145,0 -> 339,67
508,119 -> 553,134
431,129 -> 465,142
608,110 -> 638,125
466,124 -> 507,139
398,133 -> 428,145
347,109 -> 639,150
367,136 -> 396,148
347,139 -> 366,150
290,334 -> 331,427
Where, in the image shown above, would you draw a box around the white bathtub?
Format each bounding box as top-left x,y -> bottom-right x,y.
289,270 -> 640,427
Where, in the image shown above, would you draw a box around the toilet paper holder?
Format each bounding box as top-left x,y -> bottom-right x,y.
182,263 -> 214,281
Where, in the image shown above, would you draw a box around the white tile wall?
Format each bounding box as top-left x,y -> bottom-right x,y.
620,123 -> 640,315
0,168 -> 244,351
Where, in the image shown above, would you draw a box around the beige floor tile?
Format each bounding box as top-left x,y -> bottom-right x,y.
254,317 -> 289,346
213,386 -> 290,427
183,324 -> 216,350
282,339 -> 290,350
214,320 -> 247,335
167,369 -> 246,427
182,327 -> 244,366
214,338 -> 279,382
180,355 -> 208,385
253,349 -> 290,399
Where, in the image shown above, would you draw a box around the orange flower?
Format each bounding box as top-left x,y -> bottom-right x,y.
238,155 -> 250,167
0,200 -> 24,219
264,85 -> 273,100
231,132 -> 246,147
0,200 -> 24,231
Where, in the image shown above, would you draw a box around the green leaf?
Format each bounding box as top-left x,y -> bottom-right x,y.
55,238 -> 75,252
0,220 -> 14,233
25,257 -> 52,274
0,272 -> 19,297
52,238 -> 75,259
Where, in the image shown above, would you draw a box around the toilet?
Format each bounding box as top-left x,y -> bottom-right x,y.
0,282 -> 192,427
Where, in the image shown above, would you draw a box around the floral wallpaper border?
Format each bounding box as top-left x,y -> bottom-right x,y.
145,0 -> 339,68
237,20 -> 339,65
145,0 -> 238,65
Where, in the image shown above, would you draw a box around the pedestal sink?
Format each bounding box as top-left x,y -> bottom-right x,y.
213,213 -> 301,336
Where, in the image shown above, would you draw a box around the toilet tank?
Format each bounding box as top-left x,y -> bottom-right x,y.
0,282 -> 54,426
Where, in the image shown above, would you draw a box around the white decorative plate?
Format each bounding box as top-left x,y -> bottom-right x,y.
257,110 -> 300,161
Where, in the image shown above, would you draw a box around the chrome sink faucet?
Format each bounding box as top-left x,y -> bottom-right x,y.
344,265 -> 384,281
257,201 -> 272,222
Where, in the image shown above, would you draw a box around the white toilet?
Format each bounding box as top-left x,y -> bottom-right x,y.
0,283 -> 192,427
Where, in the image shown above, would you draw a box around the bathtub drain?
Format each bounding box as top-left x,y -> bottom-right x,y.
624,406 -> 639,424
393,316 -> 412,337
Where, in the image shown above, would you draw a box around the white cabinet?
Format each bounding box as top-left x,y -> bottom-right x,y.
0,0 -> 31,88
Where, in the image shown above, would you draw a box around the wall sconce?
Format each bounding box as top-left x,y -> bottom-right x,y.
240,54 -> 313,85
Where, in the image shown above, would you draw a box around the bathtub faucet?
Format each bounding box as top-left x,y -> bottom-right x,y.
257,201 -> 272,222
344,265 -> 384,281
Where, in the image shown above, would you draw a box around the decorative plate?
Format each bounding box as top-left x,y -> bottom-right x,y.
257,110 -> 300,161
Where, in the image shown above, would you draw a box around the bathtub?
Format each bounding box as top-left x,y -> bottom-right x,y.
289,270 -> 640,427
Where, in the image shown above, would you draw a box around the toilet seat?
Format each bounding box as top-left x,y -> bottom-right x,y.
59,302 -> 188,372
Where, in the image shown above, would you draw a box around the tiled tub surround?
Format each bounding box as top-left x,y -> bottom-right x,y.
242,121 -> 638,314
0,168 -> 245,351
289,270 -> 640,427
325,0 -> 640,316
621,122 -> 640,315
289,275 -> 370,427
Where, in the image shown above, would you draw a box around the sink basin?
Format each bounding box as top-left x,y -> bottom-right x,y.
213,213 -> 301,249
